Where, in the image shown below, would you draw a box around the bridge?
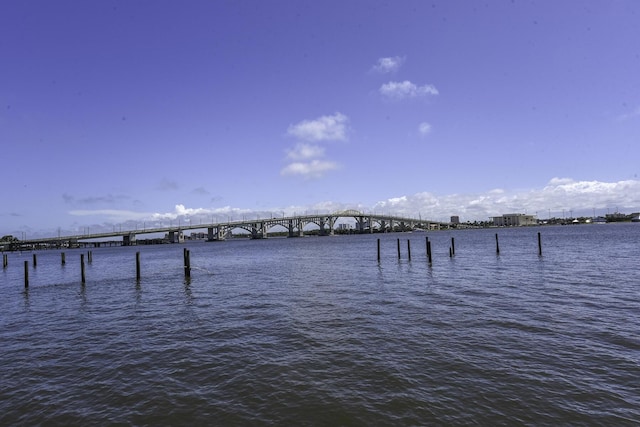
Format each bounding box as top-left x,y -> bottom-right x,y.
11,210 -> 449,249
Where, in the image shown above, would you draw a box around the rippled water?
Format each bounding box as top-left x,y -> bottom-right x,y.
1,225 -> 639,425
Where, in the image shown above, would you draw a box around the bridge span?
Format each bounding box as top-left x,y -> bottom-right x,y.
15,210 -> 449,249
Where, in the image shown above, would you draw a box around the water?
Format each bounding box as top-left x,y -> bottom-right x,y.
1,225 -> 639,425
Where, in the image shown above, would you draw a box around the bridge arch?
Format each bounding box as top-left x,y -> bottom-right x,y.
332,209 -> 364,217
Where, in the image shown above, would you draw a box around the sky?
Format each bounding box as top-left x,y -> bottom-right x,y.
2,0 -> 640,238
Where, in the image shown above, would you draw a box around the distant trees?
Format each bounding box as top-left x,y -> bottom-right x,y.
1,235 -> 19,242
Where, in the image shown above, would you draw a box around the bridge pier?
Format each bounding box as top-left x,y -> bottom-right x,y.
207,226 -> 226,241
167,230 -> 184,243
357,216 -> 365,233
356,216 -> 374,233
319,217 -> 335,236
287,219 -> 304,237
123,233 -> 137,246
251,222 -> 266,239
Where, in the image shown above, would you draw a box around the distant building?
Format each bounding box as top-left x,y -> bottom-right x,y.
450,216 -> 460,224
605,212 -> 628,222
492,213 -> 537,227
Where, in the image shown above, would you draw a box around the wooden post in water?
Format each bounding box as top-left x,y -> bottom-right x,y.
538,232 -> 542,256
377,239 -> 380,262
24,260 -> 29,288
184,248 -> 191,278
3,254 -> 7,268
495,233 -> 500,255
32,253 -> 37,267
407,240 -> 411,261
80,254 -> 86,285
397,238 -> 401,259
449,247 -> 453,258
424,236 -> 429,256
183,248 -> 187,274
451,237 -> 455,256
61,252 -> 66,265
427,240 -> 432,265
136,252 -> 141,281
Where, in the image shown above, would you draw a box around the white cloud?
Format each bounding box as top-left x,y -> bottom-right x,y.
280,160 -> 339,179
287,112 -> 349,142
372,178 -> 640,222
283,113 -> 347,179
286,143 -> 325,161
150,204 -> 253,221
372,56 -> 405,73
379,81 -> 439,100
174,204 -> 208,216
418,122 -> 432,136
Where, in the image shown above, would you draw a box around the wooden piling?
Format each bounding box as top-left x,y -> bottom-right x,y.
61,252 -> 66,265
377,239 -> 380,262
183,247 -> 187,271
81,254 -> 86,285
3,254 -> 7,268
136,251 -> 141,281
33,253 -> 37,267
451,237 -> 455,256
397,238 -> 401,259
538,232 -> 542,256
427,240 -> 432,265
184,248 -> 191,278
407,240 -> 411,260
495,233 -> 500,255
24,260 -> 29,288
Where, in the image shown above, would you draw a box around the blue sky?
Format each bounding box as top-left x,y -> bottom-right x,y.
2,0 -> 640,237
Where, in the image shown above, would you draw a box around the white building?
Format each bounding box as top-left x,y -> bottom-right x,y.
492,213 -> 537,227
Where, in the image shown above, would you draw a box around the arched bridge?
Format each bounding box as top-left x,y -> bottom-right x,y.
198,210 -> 446,241
17,211 -> 449,248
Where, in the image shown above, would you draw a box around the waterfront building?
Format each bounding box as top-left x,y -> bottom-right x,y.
491,213 -> 537,227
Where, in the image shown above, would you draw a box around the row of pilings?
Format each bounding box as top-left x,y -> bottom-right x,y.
5,232 -> 544,287
5,249 -> 193,288
377,232 -> 543,264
